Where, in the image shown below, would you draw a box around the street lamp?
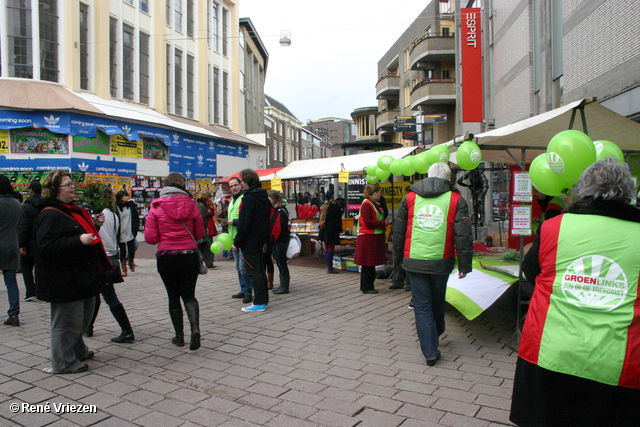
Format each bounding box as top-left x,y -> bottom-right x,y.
279,30 -> 291,46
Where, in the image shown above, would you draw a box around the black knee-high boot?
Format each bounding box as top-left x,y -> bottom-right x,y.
184,301 -> 201,351
169,308 -> 184,347
86,298 -> 101,337
273,276 -> 290,294
110,304 -> 135,343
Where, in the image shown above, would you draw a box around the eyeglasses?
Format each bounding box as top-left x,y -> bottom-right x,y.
60,183 -> 75,188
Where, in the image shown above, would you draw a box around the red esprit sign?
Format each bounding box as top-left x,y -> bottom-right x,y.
461,8 -> 483,123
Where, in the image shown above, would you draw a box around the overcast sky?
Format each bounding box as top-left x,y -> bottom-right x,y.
239,1 -> 430,123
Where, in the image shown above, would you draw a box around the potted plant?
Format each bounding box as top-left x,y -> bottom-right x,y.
81,182 -> 112,223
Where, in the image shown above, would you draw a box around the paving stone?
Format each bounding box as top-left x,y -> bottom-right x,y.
355,407 -> 406,427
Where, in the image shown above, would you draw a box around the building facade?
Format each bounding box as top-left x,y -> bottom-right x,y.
264,94 -> 302,168
0,0 -> 264,181
304,117 -> 355,157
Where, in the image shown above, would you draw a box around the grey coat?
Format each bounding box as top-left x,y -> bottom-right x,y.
392,177 -> 473,275
0,195 -> 22,270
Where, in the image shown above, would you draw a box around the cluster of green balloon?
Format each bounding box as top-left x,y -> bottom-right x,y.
364,145 -> 455,183
530,130 -> 624,197
456,141 -> 483,170
211,232 -> 234,254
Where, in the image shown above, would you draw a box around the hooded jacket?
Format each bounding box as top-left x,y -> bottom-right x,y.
234,184 -> 270,254
144,187 -> 204,252
393,177 -> 473,275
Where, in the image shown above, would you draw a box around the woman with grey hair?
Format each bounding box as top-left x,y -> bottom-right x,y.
512,158 -> 640,425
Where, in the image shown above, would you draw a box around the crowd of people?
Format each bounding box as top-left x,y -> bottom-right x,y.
1,160 -> 638,424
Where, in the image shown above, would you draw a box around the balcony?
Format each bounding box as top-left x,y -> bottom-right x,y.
375,73 -> 400,99
409,79 -> 456,111
376,109 -> 400,131
410,35 -> 455,70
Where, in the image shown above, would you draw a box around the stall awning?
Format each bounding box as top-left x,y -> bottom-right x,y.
448,98 -> 640,164
275,147 -> 418,180
218,167 -> 284,183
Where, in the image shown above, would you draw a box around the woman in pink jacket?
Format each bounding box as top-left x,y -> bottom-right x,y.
144,173 -> 204,350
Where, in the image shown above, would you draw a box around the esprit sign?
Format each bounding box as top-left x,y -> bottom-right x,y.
461,8 -> 483,123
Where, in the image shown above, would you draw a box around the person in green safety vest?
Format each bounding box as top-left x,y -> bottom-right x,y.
513,158 -> 640,426
393,162 -> 473,367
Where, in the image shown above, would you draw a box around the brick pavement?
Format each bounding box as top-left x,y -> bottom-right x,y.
0,249 -> 518,426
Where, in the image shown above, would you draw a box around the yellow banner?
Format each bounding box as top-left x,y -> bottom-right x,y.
0,129 -> 8,154
338,170 -> 350,183
110,135 -> 142,158
378,181 -> 411,210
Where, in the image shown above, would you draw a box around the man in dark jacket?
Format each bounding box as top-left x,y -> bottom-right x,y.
393,162 -> 473,366
233,169 -> 271,312
17,181 -> 42,301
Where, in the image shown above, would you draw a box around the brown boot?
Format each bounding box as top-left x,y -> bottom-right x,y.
128,258 -> 135,272
120,260 -> 128,277
267,273 -> 274,290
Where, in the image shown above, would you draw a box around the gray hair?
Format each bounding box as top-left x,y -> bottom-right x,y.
573,158 -> 635,203
428,162 -> 451,180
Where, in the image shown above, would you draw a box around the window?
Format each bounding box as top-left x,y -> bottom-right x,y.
123,0 -> 133,5
187,54 -> 194,118
166,0 -> 171,26
174,48 -> 183,115
209,1 -> 219,52
139,32 -> 150,104
222,71 -> 229,126
442,69 -> 451,79
442,27 -> 450,36
40,0 -> 59,82
122,24 -> 135,100
222,8 -> 228,56
166,44 -> 172,111
187,0 -> 194,38
213,66 -> 220,123
109,17 -> 118,97
403,84 -> 410,108
174,0 -> 183,33
7,0 -> 33,78
403,48 -> 410,72
140,0 -> 149,13
79,3 -> 89,90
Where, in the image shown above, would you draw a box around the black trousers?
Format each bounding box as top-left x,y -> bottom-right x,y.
157,253 -> 199,310
20,255 -> 36,298
242,251 -> 269,305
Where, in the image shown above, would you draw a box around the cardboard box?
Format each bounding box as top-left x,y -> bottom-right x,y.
332,256 -> 346,270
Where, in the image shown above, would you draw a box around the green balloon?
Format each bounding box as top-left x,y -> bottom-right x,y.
530,153 -> 572,197
401,156 -> 416,177
389,158 -> 403,176
375,168 -> 391,181
216,233 -> 234,250
457,140 -> 482,170
367,175 -> 379,184
414,153 -> 431,174
593,140 -> 624,163
377,155 -> 394,171
210,241 -> 224,254
365,164 -> 378,176
427,145 -> 450,164
547,130 -> 596,185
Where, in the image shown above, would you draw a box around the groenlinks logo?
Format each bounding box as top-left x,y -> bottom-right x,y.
594,141 -> 604,156
561,255 -> 627,312
470,149 -> 481,163
416,205 -> 444,231
547,152 -> 565,175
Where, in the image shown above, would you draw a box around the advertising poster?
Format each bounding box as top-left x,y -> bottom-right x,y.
511,205 -> 532,236
378,180 -> 411,211
72,132 -> 110,155
7,170 -> 84,197
110,134 -> 142,158
512,172 -> 532,202
346,175 -> 366,218
143,137 -> 169,160
11,129 -> 69,154
0,129 -> 8,154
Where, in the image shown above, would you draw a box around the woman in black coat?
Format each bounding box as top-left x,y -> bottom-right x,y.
35,170 -> 111,374
318,198 -> 345,274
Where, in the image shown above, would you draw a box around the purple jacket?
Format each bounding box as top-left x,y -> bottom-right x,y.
144,190 -> 203,252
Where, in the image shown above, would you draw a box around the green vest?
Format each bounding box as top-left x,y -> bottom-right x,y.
405,191 -> 457,260
227,194 -> 244,239
520,214 -> 640,388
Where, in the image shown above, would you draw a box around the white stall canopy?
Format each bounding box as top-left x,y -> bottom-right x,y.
274,146 -> 418,180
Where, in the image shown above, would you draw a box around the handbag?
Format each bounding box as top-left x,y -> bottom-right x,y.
287,233 -> 302,259
180,221 -> 208,275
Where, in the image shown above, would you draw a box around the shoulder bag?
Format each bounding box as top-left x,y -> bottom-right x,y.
180,221 -> 208,275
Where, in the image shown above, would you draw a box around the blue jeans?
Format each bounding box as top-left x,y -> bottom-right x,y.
407,271 -> 449,361
233,249 -> 252,295
3,269 -> 19,316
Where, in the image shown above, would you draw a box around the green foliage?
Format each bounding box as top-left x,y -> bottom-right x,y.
82,183 -> 111,214
499,249 -> 520,261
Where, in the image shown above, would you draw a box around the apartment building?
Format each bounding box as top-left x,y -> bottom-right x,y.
264,94 -> 302,168
304,117 -> 355,157
0,0 -> 264,180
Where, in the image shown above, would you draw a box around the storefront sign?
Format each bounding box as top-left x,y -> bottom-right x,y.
110,135 -> 142,158
73,132 -> 110,155
461,8 -> 483,122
